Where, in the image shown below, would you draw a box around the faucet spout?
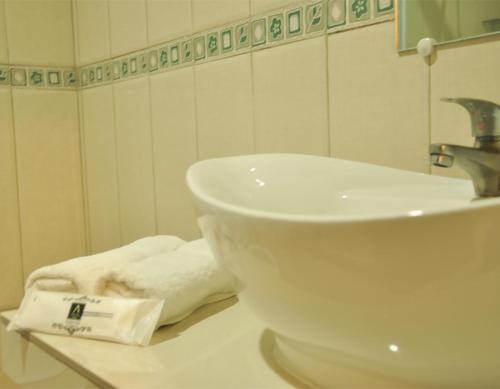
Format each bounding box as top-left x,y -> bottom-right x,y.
430,143 -> 500,197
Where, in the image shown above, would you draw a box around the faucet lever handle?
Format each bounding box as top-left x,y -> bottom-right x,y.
442,97 -> 500,138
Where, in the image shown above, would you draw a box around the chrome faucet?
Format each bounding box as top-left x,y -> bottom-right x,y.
430,98 -> 500,197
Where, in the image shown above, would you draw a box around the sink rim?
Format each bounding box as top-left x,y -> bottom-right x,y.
187,153 -> 500,224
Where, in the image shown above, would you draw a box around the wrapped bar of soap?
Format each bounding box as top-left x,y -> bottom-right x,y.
7,290 -> 164,346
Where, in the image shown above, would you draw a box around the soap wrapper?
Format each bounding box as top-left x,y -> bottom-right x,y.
7,290 -> 164,346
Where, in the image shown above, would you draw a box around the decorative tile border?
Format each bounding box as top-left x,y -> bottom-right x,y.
0,65 -> 77,89
77,0 -> 393,89
0,0 -> 393,90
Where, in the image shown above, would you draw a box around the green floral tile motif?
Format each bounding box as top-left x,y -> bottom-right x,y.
376,0 -> 393,15
80,69 -> 88,86
138,53 -> 148,73
306,1 -> 325,33
89,68 -> 96,84
235,23 -> 250,49
252,19 -> 266,46
182,40 -> 193,63
96,66 -> 103,81
0,67 -> 10,85
121,59 -> 129,78
112,61 -> 120,79
170,44 -> 180,65
287,8 -> 303,38
11,68 -> 27,86
130,57 -> 138,74
104,63 -> 112,81
47,70 -> 61,86
159,46 -> 169,68
194,37 -> 206,60
268,14 -> 284,42
64,70 -> 77,87
29,69 -> 44,87
349,0 -> 370,21
327,0 -> 346,28
207,32 -> 219,57
148,50 -> 159,71
221,28 -> 233,54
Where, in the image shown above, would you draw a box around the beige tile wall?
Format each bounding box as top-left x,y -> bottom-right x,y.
192,0 -> 249,31
149,68 -> 199,240
80,86 -> 121,253
253,36 -> 329,155
74,0 -> 500,252
195,54 -> 255,159
328,22 -> 429,173
12,90 -> 86,277
4,0 -> 74,66
73,0 -> 111,66
0,0 -> 7,63
2,0 -> 497,310
108,0 -> 148,57
0,0 -> 498,311
113,78 -> 158,243
250,0 -> 297,14
147,0 -> 193,44
0,0 -> 84,308
0,89 -> 24,310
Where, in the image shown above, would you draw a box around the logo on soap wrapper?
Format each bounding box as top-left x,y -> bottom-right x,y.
67,303 -> 85,320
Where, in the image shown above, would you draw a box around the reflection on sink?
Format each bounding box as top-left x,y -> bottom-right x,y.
187,153 -> 500,387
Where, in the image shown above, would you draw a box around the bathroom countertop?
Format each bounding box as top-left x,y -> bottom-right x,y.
1,298 -> 304,389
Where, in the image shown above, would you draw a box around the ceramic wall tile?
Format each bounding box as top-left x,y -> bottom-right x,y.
430,38 -> 500,179
253,37 -> 329,155
12,89 -> 85,277
195,54 -> 254,159
0,89 -> 23,309
76,0 -> 392,92
147,0 -> 193,45
81,86 -> 122,253
150,68 -> 200,240
113,78 -> 157,243
192,0 -> 250,32
0,0 -> 8,63
109,0 -> 148,57
250,0 -> 295,15
74,0 -> 111,66
4,0 -> 74,66
328,21 -> 429,173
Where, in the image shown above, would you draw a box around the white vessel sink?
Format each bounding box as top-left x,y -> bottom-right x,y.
187,154 -> 500,387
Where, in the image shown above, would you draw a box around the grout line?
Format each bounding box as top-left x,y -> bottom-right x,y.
106,0 -> 124,245
105,0 -> 112,59
249,49 -> 257,153
71,0 -> 80,68
189,1 -> 201,163
324,31 -> 333,157
192,65 -> 201,162
76,88 -> 91,251
8,87 -> 27,286
3,0 -> 27,289
110,83 -> 124,246
427,61 -> 432,175
106,0 -> 114,60
70,0 -> 91,255
2,0 -> 11,63
144,0 -> 150,46
75,88 -> 91,255
146,74 -> 159,235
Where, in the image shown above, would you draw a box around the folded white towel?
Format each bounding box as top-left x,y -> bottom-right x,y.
99,239 -> 236,326
25,235 -> 185,294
